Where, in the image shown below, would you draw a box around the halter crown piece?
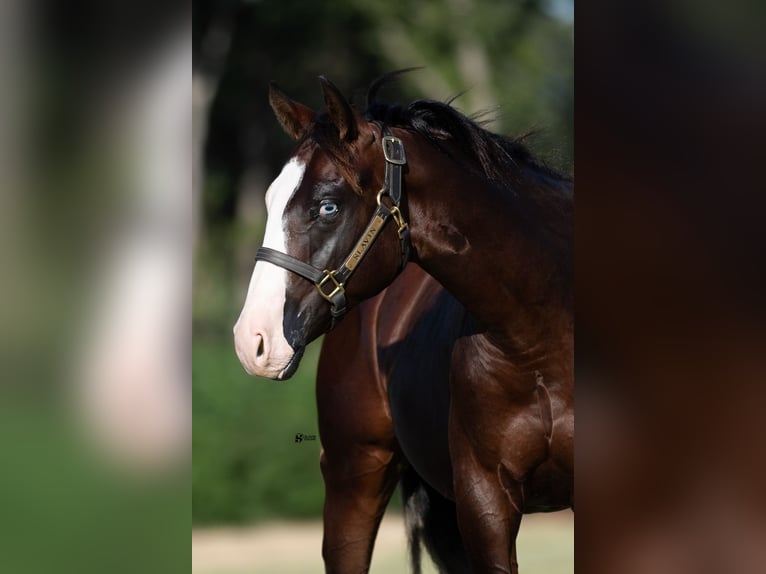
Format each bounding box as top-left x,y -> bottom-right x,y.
255,127 -> 410,325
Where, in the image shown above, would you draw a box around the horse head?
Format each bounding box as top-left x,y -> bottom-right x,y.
234,78 -> 407,379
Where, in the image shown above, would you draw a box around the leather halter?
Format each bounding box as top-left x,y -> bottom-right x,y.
255,127 -> 410,322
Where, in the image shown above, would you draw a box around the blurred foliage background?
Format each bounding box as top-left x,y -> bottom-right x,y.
193,0 -> 573,525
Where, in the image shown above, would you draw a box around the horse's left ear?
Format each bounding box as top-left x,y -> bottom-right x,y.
269,82 -> 316,140
318,76 -> 358,142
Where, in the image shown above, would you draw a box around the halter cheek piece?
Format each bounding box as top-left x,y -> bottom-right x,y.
255,127 -> 410,323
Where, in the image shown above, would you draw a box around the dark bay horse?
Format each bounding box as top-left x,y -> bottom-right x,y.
234,74 -> 573,573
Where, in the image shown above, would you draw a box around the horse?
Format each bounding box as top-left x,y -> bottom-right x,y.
234,73 -> 574,573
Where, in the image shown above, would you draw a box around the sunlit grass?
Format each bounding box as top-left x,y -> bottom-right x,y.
192,512 -> 573,574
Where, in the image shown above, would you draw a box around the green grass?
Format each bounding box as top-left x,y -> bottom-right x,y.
192,335 -> 325,524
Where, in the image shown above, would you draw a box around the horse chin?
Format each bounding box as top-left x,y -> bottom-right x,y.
277,345 -> 305,380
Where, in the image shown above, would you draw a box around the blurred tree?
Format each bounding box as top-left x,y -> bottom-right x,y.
352,0 -> 573,165
193,0 -> 238,248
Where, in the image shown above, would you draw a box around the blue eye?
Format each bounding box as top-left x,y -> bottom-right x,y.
319,202 -> 339,217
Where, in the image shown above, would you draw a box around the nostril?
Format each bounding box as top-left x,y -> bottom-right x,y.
255,334 -> 265,358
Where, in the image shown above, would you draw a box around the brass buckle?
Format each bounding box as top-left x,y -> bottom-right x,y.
382,136 -> 406,165
377,189 -> 408,239
389,206 -> 408,239
316,270 -> 344,303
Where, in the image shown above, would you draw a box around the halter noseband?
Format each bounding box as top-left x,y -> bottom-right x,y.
255,127 -> 410,323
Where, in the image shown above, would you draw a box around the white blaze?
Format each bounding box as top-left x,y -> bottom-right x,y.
234,159 -> 306,378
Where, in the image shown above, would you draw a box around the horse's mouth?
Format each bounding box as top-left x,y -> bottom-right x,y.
277,345 -> 305,380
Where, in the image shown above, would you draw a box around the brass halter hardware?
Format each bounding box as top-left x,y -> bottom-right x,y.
315,269 -> 344,304
377,187 -> 408,240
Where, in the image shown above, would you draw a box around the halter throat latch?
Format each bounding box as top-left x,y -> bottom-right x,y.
254,126 -> 409,324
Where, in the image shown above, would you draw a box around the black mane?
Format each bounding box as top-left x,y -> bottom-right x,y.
362,73 -> 572,186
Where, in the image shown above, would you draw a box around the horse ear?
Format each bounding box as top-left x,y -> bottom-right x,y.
318,76 -> 358,142
269,82 -> 315,140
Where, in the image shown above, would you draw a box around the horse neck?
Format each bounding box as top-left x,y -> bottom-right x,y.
402,135 -> 573,360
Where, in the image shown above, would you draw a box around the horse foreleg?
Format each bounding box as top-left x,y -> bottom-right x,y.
320,444 -> 400,574
316,301 -> 401,573
451,452 -> 522,574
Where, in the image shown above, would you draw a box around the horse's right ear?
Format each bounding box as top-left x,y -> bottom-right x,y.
268,82 -> 315,140
318,76 -> 358,142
